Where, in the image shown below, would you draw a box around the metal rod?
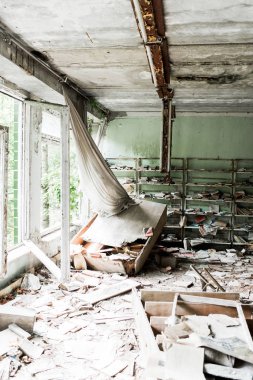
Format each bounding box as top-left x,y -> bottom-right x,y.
190,265 -> 216,291
203,268 -> 225,292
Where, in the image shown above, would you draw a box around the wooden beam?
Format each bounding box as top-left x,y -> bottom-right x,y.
23,240 -> 61,280
0,126 -> 8,276
178,294 -> 237,308
150,316 -> 168,333
0,305 -> 36,333
132,288 -> 159,365
82,279 -> 140,304
236,303 -> 253,351
140,289 -> 240,302
60,108 -> 70,282
145,301 -> 253,319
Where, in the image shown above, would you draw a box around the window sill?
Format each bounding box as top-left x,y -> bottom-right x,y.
0,225 -> 80,289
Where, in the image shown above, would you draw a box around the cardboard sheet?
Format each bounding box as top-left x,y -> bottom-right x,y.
82,200 -> 167,247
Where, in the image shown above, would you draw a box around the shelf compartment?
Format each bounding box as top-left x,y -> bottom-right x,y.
186,198 -> 232,203
186,183 -> 232,187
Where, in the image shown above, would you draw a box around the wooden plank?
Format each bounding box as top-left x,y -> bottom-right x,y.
61,107 -> 70,282
237,303 -> 253,350
132,288 -> 159,363
145,301 -> 253,319
8,323 -> 31,339
179,294 -> 237,308
71,214 -> 98,245
24,240 -> 61,280
170,293 -> 179,325
18,338 -> 44,359
0,126 -> 8,276
83,255 -> 127,274
0,277 -> 22,297
150,316 -> 168,333
0,305 -> 36,333
82,279 -> 140,304
135,205 -> 167,273
141,289 -> 239,302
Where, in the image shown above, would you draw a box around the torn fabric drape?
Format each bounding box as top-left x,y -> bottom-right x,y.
64,90 -> 134,217
95,117 -> 107,148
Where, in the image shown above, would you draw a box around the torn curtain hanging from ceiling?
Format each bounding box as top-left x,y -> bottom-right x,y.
63,89 -> 134,217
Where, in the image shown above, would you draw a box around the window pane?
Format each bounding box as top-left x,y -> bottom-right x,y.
41,111 -> 61,230
0,92 -> 21,248
40,111 -> 82,231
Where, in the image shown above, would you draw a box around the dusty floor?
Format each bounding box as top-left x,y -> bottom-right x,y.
3,249 -> 253,379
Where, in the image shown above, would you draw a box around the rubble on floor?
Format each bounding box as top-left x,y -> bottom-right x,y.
0,245 -> 253,379
135,289 -> 253,380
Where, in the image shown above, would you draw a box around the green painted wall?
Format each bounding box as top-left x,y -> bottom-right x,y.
102,115 -> 253,159
102,117 -> 161,158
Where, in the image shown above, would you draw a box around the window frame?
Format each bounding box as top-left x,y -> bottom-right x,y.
0,125 -> 9,275
22,100 -> 70,281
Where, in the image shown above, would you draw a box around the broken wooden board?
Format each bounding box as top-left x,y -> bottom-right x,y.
71,201 -> 167,274
83,254 -> 128,274
81,200 -> 167,247
132,288 -> 159,379
18,338 -> 44,359
141,289 -> 240,302
145,301 -> 253,319
82,279 -> 140,304
0,305 -> 36,333
0,277 -> 23,298
8,323 -> 31,339
150,316 -> 174,333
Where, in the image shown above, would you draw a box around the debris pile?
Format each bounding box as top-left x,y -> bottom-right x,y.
0,269 -> 141,379
134,289 -> 253,380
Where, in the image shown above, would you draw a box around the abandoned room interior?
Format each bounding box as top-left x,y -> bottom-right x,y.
0,0 -> 253,379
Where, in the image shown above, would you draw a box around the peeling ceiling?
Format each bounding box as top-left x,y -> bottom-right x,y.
0,0 -> 252,114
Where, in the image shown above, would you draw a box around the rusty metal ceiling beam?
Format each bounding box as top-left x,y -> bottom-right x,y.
131,0 -> 174,176
131,0 -> 171,98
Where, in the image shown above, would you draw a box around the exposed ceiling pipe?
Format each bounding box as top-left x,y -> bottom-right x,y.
132,0 -> 158,88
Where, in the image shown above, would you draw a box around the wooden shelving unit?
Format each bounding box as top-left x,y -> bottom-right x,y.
106,157 -> 253,247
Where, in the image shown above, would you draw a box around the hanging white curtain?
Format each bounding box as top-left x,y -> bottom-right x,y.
95,117 -> 107,148
64,90 -> 134,217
